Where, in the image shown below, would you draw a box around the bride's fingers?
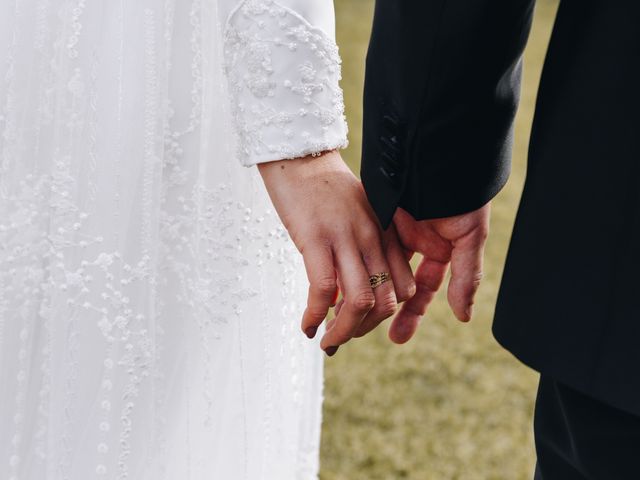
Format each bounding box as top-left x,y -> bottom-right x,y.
352,236 -> 398,338
301,244 -> 338,339
319,240 -> 375,353
388,256 -> 448,344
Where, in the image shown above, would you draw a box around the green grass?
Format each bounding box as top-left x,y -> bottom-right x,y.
320,2 -> 560,479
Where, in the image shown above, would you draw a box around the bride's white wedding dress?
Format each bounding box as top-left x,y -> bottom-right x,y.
0,0 -> 347,478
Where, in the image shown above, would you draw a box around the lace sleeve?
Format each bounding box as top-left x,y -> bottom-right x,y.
223,0 -> 349,166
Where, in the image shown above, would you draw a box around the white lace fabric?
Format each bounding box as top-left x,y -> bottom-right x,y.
0,1 -> 345,479
224,0 -> 348,165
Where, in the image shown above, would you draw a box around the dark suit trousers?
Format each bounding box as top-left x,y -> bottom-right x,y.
533,375 -> 640,479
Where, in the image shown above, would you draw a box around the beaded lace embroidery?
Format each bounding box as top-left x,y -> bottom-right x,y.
224,0 -> 348,165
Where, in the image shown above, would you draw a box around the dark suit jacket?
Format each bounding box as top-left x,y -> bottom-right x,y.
361,0 -> 640,416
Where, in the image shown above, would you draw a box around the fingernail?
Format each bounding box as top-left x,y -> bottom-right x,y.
324,346 -> 339,357
305,326 -> 318,339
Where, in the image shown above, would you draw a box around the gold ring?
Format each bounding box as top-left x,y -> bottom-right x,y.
369,272 -> 391,289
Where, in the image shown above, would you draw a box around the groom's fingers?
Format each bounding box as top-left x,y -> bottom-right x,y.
447,226 -> 487,322
301,244 -> 338,339
388,256 -> 448,344
320,240 -> 374,351
383,225 -> 417,303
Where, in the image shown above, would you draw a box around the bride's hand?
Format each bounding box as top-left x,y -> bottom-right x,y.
258,150 -> 415,355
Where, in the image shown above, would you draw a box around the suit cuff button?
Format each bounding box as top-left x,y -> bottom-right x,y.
382,114 -> 399,131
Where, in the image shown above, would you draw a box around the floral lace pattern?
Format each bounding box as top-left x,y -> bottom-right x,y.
0,0 -> 335,478
224,0 -> 348,165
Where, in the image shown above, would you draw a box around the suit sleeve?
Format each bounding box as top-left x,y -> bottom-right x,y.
361,0 -> 536,229
222,0 -> 348,167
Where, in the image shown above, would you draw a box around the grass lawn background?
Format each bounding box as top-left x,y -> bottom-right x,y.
320,1 -> 560,478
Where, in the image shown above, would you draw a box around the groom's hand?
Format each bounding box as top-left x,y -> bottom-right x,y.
388,204 -> 491,344
258,151 -> 415,355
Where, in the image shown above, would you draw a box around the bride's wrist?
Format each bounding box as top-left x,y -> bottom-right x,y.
257,149 -> 348,183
